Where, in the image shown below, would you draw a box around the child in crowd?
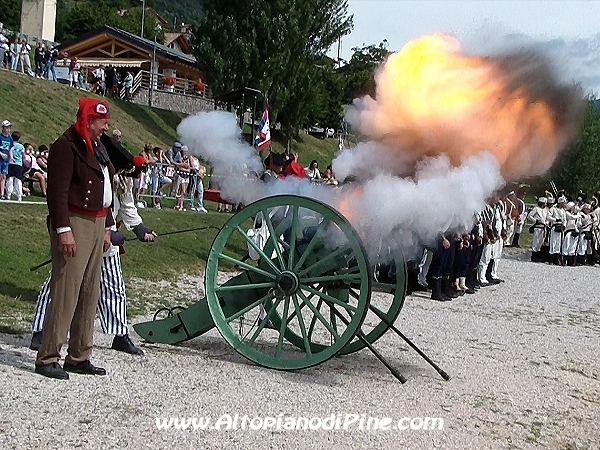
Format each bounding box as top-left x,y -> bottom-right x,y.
6,131 -> 24,201
0,119 -> 13,199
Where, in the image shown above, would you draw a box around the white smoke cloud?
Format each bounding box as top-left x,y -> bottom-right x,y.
176,110 -> 504,262
338,152 -> 504,260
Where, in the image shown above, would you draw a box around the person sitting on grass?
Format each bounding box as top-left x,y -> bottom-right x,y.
36,145 -> 49,175
22,143 -> 47,196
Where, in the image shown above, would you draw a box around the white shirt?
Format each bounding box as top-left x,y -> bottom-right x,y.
105,176 -> 143,257
93,68 -> 105,81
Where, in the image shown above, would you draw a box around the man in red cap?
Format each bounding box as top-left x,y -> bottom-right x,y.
35,98 -> 115,379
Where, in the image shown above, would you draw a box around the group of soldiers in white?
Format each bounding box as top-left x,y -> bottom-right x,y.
527,190 -> 599,266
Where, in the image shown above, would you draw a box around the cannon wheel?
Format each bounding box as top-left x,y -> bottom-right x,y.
205,195 -> 372,371
268,246 -> 407,356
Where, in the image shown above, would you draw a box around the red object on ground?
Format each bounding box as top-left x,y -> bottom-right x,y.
203,189 -> 224,204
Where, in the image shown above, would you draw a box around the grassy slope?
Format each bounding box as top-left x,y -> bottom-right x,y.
0,69 -> 340,167
0,69 -> 185,151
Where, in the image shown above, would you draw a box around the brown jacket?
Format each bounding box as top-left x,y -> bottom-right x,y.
47,125 -> 115,229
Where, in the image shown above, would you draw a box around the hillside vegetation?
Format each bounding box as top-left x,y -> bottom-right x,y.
0,70 -> 339,167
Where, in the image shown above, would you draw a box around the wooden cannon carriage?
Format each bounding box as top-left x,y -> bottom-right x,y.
134,195 -> 448,382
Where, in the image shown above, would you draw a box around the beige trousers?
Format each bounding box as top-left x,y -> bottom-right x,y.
36,213 -> 106,366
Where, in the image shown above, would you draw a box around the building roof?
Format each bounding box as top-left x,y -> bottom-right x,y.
58,25 -> 196,67
213,87 -> 262,104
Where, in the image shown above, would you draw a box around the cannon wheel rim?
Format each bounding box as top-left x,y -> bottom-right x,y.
205,195 -> 371,371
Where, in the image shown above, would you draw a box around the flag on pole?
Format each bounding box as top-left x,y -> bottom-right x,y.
254,103 -> 271,153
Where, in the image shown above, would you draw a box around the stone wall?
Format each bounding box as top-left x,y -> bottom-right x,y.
134,89 -> 214,115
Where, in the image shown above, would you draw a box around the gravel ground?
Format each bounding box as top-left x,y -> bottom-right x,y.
0,253 -> 599,450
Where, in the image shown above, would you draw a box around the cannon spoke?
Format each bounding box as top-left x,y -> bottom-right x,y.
218,253 -> 277,280
291,294 -> 312,356
235,225 -> 281,274
306,297 -> 323,340
300,273 -> 362,285
260,209 -> 287,270
300,284 -> 358,314
287,205 -> 299,270
246,297 -> 283,345
293,219 -> 328,272
216,282 -> 275,293
297,291 -> 341,340
275,297 -> 291,358
225,291 -> 275,323
297,246 -> 354,277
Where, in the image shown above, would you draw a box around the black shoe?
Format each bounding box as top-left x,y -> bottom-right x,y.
35,362 -> 69,380
488,278 -> 502,284
30,331 -> 43,351
63,360 -> 107,376
413,283 -> 429,292
112,334 -> 144,356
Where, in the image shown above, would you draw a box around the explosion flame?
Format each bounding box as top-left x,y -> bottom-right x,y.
343,34 -> 584,181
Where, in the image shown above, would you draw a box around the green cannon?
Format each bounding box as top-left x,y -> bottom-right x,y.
133,195 -> 448,382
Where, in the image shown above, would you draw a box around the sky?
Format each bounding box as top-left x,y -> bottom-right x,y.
330,0 -> 600,93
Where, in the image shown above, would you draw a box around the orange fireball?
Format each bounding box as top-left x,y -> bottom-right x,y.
351,34 -> 584,181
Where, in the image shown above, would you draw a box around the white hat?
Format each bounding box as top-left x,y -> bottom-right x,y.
538,197 -> 547,203
181,145 -> 188,152
566,201 -> 575,210
1,120 -> 11,127
557,196 -> 567,203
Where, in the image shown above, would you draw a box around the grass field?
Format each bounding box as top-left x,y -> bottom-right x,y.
0,200 -> 250,334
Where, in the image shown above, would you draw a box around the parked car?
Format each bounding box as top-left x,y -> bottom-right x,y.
308,126 -> 325,139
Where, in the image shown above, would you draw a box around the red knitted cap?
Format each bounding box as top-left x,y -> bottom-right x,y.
73,98 -> 111,153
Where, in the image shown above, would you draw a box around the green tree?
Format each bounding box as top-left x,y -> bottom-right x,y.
550,100 -> 600,194
55,0 -> 163,43
154,0 -> 204,28
192,0 -> 353,148
0,0 -> 22,31
340,41 -> 391,104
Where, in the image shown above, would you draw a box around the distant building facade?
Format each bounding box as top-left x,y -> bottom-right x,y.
20,0 -> 57,42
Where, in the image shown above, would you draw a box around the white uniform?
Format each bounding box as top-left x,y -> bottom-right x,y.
548,205 -> 566,255
527,206 -> 548,252
477,202 -> 504,282
562,210 -> 579,256
577,212 -> 593,256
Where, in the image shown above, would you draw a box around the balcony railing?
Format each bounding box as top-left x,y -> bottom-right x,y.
139,70 -> 212,99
